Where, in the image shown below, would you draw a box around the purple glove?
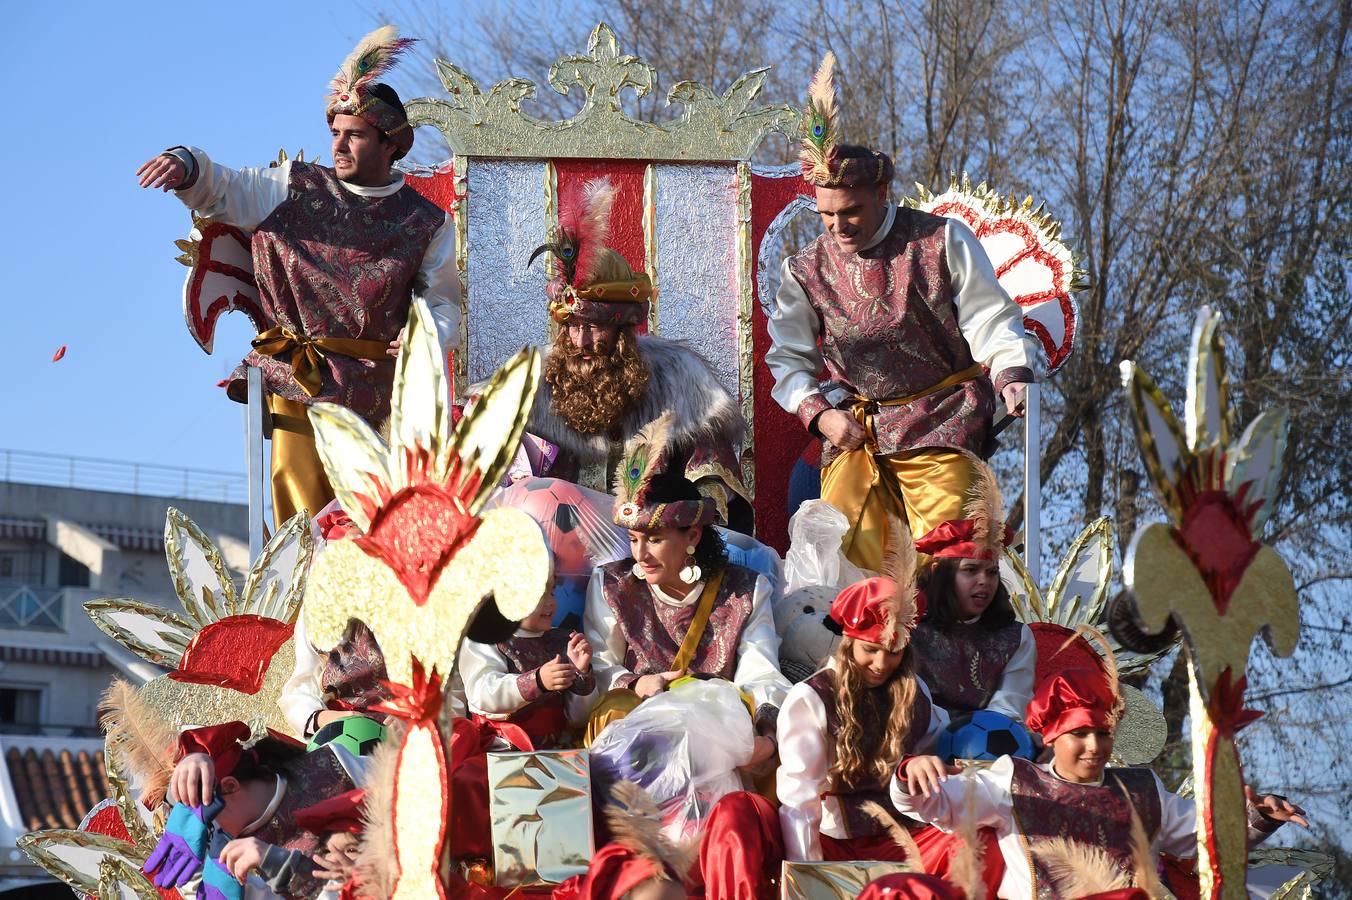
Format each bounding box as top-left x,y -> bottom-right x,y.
143,798 -> 223,888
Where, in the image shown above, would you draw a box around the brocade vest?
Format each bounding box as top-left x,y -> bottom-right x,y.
320,618 -> 392,720
491,628 -> 596,747
1008,758 -> 1162,898
912,620 -> 1025,716
786,208 -> 997,464
804,668 -> 933,839
599,561 -> 759,687
229,162 -> 445,422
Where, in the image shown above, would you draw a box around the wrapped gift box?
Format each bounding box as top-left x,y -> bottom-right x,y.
487,749 -> 594,887
781,860 -> 916,900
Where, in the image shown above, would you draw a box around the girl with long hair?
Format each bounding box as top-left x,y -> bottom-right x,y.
912,459 -> 1035,723
777,531 -> 971,875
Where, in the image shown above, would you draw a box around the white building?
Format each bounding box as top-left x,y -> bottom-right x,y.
0,450 -> 248,894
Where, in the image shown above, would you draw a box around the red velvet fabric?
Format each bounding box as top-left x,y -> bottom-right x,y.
560,844 -> 662,900
448,718 -> 493,860
692,792 -> 783,900
914,521 -> 1014,561
1025,667 -> 1117,742
175,721 -> 251,775
294,788 -> 365,834
830,578 -> 927,647
856,873 -> 964,900
821,826 -> 1004,900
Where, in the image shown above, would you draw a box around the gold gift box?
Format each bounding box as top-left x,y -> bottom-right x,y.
781,861 -> 916,900
487,749 -> 594,887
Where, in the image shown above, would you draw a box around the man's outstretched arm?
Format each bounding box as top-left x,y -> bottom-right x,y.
135,147 -> 288,232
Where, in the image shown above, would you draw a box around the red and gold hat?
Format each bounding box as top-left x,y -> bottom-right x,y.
612,412 -> 716,531
798,53 -> 895,189
1025,666 -> 1119,742
830,522 -> 924,651
325,26 -> 417,159
529,178 -> 654,327
294,788 -> 366,835
915,456 -> 1011,561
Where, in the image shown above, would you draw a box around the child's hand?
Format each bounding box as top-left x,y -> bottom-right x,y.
171,752 -> 216,807
312,850 -> 357,883
566,631 -> 592,674
539,654 -> 576,691
1245,785 -> 1309,828
900,755 -> 959,799
219,836 -> 269,883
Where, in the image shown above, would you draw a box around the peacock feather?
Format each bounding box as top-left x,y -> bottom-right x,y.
327,25 -> 417,110
615,412 -> 675,507
798,52 -> 839,183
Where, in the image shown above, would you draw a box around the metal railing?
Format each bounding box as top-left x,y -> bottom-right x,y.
1,448 -> 246,504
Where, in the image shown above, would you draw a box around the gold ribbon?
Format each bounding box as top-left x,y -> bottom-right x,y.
251,326 -> 390,397
849,362 -> 985,452
672,569 -> 726,673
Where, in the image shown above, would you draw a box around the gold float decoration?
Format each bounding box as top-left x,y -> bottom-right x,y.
1120,306 -> 1300,899
406,23 -> 795,161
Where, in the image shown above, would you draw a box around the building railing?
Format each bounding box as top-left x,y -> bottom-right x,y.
0,584 -> 63,630
0,448 -> 246,504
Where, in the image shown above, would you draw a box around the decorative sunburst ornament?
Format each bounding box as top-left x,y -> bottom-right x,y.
912,174 -> 1085,373
1120,306 -> 1299,899
302,298 -> 549,896
84,508 -> 313,738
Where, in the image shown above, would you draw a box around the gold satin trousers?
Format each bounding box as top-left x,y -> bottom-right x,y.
265,394 -> 336,528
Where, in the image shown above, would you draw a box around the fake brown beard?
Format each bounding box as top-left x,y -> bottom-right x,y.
543,329 -> 651,435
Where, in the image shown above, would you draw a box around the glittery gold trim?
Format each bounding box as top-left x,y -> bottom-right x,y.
454,155 -> 470,392
137,639 -> 300,738
1042,515 -> 1114,626
406,23 -> 795,162
643,164 -> 659,333
734,161 -> 756,498
17,829 -> 155,898
164,507 -> 237,623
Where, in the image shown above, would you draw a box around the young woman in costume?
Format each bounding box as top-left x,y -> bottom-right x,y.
911,458 -> 1035,725
890,658 -> 1308,900
583,413 -> 789,758
776,531 -> 997,887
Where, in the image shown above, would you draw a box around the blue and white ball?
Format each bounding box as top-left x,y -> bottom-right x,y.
937,710 -> 1036,762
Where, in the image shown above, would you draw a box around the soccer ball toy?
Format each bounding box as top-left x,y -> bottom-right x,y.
307,715 -> 386,756
937,710 -> 1036,762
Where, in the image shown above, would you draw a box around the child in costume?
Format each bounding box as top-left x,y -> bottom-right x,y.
889,664 -> 1308,899
460,578 -> 600,749
145,721 -> 366,899
911,459 -> 1035,725
777,528 -> 980,881
293,790 -> 365,900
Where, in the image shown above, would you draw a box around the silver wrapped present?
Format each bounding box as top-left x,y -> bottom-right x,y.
487,749 -> 594,887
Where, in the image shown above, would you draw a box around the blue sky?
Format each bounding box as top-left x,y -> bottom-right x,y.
3,2 -> 423,477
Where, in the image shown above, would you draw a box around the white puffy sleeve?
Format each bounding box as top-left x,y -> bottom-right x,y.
984,625 -> 1036,722
1151,771 -> 1200,857
776,680 -> 830,861
171,147 -> 289,231
889,754 -> 1015,833
413,216 -> 462,351
459,639 -> 526,719
583,568 -> 636,692
946,219 -> 1035,389
733,574 -> 792,720
279,608 -> 326,738
765,259 -> 832,428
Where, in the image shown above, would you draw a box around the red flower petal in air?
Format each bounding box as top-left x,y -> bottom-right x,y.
52,345 -> 67,362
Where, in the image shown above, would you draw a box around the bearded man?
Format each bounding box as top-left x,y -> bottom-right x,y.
135,27 -> 458,525
766,54 -> 1034,571
523,178 -> 751,532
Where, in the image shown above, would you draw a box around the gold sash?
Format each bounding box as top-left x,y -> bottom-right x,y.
849,362 -> 985,452
252,326 -> 390,397
671,569 -> 726,673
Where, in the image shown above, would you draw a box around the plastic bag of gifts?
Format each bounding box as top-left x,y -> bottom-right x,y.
590,678 -> 755,840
